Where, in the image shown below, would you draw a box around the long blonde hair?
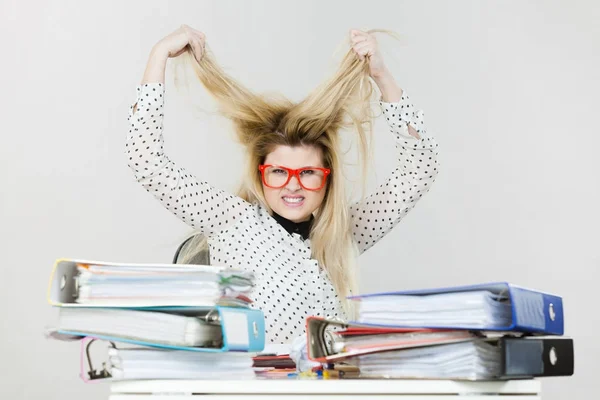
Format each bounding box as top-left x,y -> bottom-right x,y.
180,32 -> 378,314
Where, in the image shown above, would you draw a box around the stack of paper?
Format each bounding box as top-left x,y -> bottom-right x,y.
47,258 -> 266,382
57,308 -> 223,348
75,263 -> 254,307
307,282 -> 574,380
355,290 -> 512,329
108,347 -> 255,380
346,340 -> 501,380
331,329 -> 476,356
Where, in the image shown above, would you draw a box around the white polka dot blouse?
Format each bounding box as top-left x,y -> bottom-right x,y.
126,83 -> 440,344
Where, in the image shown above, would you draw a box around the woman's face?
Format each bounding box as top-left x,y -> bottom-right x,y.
261,144 -> 328,223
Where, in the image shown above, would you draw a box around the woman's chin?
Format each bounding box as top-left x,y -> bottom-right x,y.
276,204 -> 311,222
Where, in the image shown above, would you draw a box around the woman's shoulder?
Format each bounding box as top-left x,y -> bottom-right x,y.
214,202 -> 271,232
247,202 -> 276,226
208,202 -> 286,247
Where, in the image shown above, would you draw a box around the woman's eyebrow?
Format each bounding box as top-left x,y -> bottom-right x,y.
298,165 -> 324,169
271,164 -> 323,169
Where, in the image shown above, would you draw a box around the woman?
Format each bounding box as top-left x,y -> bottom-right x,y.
127,25 -> 439,344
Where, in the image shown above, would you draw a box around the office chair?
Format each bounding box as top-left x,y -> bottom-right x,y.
172,234 -> 210,265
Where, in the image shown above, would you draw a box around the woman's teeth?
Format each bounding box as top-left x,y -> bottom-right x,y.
283,197 -> 304,203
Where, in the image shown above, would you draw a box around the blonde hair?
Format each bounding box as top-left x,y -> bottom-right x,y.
180,32 -> 380,315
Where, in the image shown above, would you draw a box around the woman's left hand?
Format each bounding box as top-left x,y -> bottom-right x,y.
350,29 -> 387,78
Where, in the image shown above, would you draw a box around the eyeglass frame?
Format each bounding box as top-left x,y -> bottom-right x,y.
258,164 -> 331,191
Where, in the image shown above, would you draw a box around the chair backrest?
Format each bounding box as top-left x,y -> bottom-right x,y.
172,234 -> 210,265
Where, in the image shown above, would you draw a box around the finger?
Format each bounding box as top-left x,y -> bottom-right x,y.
352,44 -> 369,59
353,43 -> 373,58
192,34 -> 205,54
182,27 -> 201,58
350,29 -> 367,37
181,25 -> 194,43
353,42 -> 372,52
359,48 -> 371,58
190,29 -> 206,48
181,24 -> 194,39
194,38 -> 205,61
350,35 -> 368,45
190,28 -> 206,41
350,30 -> 366,44
352,48 -> 365,60
190,37 -> 203,62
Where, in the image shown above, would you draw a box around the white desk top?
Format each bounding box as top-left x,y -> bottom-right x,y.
111,379 -> 541,395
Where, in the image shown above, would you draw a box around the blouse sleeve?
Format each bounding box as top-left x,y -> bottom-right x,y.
350,91 -> 440,254
126,82 -> 252,236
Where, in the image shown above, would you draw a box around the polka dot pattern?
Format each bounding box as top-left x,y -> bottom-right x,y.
126,83 -> 440,344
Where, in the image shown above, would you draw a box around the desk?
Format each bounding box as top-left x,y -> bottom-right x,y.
110,379 -> 541,399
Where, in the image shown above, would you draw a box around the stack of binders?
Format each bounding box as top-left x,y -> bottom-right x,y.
46,259 -> 265,381
307,282 -> 574,380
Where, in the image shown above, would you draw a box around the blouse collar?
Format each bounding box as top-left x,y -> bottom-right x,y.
271,211 -> 314,240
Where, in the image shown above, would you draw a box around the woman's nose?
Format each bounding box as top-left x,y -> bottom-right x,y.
286,174 -> 301,190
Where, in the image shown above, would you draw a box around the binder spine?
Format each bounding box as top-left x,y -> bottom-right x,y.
219,307 -> 265,352
501,337 -> 574,377
510,287 -> 545,330
510,286 -> 564,335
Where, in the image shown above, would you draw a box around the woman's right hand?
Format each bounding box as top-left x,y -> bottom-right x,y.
154,24 -> 206,63
139,26 -> 205,91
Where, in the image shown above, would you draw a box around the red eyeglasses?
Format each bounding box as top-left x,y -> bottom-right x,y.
259,164 -> 331,191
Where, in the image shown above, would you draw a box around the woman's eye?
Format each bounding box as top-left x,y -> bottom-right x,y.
272,169 -> 286,174
300,169 -> 315,175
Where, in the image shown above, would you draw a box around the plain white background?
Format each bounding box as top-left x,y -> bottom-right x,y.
1,0 -> 598,398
